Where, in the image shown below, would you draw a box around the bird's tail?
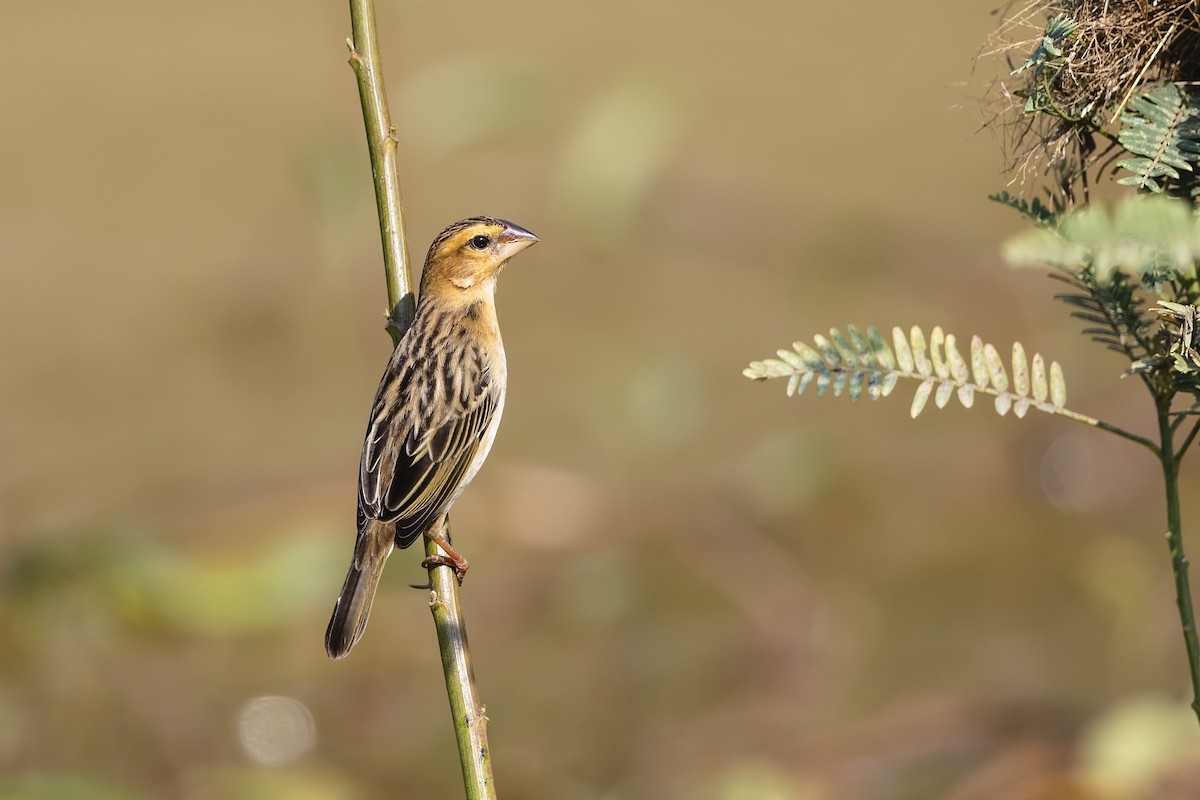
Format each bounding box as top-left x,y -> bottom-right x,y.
325,519 -> 395,659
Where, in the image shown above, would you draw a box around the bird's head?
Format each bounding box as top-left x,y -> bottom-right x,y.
420,217 -> 539,295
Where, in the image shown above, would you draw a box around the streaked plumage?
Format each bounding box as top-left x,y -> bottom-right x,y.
325,216 -> 538,659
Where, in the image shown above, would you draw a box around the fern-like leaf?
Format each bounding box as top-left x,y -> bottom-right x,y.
1050,269 -> 1154,363
744,325 -> 1070,421
989,190 -> 1058,227
1117,84 -> 1200,193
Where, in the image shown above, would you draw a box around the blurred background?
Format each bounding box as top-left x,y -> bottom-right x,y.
4,1 -> 1200,798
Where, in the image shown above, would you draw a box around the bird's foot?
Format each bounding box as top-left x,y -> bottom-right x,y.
421,534 -> 469,585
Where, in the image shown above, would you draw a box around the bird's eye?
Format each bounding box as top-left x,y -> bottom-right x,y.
469,234 -> 491,250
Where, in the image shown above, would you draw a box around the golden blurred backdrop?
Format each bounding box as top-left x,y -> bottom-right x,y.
3,1 -> 1200,798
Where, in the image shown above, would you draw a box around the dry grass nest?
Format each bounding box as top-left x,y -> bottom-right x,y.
987,0 -> 1200,185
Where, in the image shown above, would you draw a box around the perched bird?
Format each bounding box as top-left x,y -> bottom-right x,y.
325,216 -> 538,659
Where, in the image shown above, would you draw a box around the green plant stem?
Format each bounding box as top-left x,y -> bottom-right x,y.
346,1 -> 497,795
1157,398 -> 1200,723
763,363 -> 1160,454
347,0 -> 414,342
1054,407 -> 1158,454
427,523 -> 495,799
1176,416 -> 1200,461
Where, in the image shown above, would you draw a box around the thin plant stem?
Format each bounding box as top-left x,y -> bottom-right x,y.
346,1 -> 498,795
347,0 -> 415,341
761,363 -> 1159,454
1176,416 -> 1200,461
428,520 -> 495,799
1053,406 -> 1158,454
1157,397 -> 1200,723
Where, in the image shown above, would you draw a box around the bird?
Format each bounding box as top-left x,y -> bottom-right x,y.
325,216 -> 538,659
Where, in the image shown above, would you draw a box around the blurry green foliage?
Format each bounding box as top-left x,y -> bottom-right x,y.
399,55 -> 549,158
555,77 -> 684,246
178,766 -> 356,800
730,428 -> 833,520
1078,695 -> 1200,797
1003,195 -> 1200,282
624,356 -> 705,452
0,775 -> 142,800
4,529 -> 341,636
707,761 -> 818,800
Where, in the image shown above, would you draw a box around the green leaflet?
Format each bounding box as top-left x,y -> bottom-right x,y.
744,325 -> 1069,420
1117,84 -> 1200,193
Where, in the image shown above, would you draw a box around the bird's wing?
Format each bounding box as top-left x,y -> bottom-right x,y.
358,340 -> 499,548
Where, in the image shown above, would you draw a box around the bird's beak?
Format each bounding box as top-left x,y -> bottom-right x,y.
496,220 -> 539,259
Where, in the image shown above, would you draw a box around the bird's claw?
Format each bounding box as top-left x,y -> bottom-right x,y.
420,554 -> 468,585
422,529 -> 470,585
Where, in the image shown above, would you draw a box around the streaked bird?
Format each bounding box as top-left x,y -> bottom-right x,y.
325,216 -> 538,659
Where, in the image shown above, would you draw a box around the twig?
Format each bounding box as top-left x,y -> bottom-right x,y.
1053,406 -> 1158,454
1157,397 -> 1200,723
1178,417 -> 1200,462
346,1 -> 498,795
